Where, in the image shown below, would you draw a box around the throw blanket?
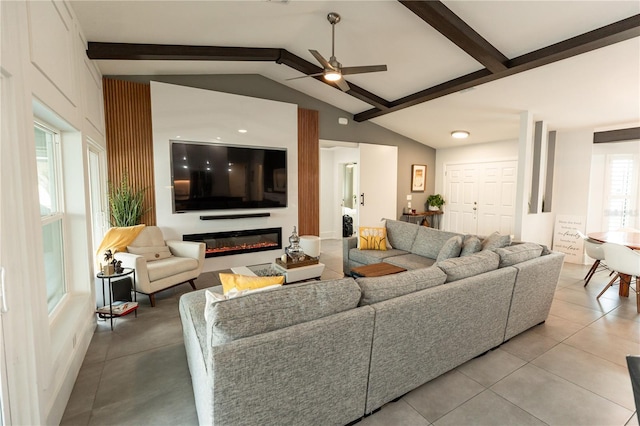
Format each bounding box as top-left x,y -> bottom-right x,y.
96,224 -> 146,268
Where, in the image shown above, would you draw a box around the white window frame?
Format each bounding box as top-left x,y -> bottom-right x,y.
603,153 -> 639,231
34,120 -> 68,315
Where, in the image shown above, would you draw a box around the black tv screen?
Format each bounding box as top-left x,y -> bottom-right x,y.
171,141 -> 287,212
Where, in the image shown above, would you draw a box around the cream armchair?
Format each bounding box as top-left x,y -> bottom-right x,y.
114,226 -> 205,307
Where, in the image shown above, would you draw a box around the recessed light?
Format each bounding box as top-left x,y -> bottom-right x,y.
451,130 -> 470,139
176,135 -> 181,138
238,129 -> 248,133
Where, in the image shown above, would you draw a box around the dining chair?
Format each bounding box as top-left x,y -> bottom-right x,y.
598,243 -> 640,313
577,230 -> 608,287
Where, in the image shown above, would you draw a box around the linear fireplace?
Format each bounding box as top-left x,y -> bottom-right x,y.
183,228 -> 282,258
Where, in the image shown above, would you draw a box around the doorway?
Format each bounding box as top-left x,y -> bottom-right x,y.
445,160 -> 517,236
320,141 -> 398,239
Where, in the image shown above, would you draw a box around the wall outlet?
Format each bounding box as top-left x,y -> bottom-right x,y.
407,201 -> 412,208
406,195 -> 412,201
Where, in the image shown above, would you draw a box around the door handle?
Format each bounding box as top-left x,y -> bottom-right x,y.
360,193 -> 365,206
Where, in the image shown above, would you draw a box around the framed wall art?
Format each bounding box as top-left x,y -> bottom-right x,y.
411,164 -> 426,192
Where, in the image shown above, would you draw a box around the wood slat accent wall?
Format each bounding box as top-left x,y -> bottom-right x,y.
103,78 -> 156,226
297,108 -> 319,235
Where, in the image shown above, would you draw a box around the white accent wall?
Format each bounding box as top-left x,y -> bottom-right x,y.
150,82 -> 299,272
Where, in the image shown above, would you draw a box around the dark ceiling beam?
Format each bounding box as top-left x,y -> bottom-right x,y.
87,42 -> 391,110
593,127 -> 640,144
355,14 -> 640,122
87,42 -> 282,61
399,0 -> 508,73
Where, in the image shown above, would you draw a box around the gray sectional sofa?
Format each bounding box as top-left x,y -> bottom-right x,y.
179,220 -> 565,426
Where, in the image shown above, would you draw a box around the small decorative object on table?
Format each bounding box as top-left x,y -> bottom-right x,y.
285,226 -> 306,262
102,249 -> 115,275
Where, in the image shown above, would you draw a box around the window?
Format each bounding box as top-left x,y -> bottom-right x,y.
35,122 -> 66,313
604,153 -> 638,231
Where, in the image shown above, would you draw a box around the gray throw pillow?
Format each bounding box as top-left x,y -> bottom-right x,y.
481,232 -> 511,251
494,242 -> 543,267
436,235 -> 463,261
460,236 -> 482,257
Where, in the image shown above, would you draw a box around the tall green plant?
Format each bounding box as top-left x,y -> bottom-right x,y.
108,173 -> 147,227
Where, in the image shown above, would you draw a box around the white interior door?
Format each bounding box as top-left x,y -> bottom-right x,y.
445,164 -> 479,234
358,143 -> 397,227
445,161 -> 517,236
477,162 -> 517,236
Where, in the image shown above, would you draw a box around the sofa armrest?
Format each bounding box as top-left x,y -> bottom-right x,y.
113,252 -> 152,293
343,237 -> 358,276
167,240 -> 206,273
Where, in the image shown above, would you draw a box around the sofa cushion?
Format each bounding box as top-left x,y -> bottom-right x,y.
385,219 -> 420,251
356,267 -> 447,305
436,250 -> 500,282
349,247 -> 408,265
436,236 -> 464,261
410,226 -> 464,259
204,277 -> 361,346
495,242 -> 543,267
481,232 -> 512,251
383,254 -> 436,270
219,273 -> 284,295
460,236 -> 482,257
127,245 -> 172,262
358,226 -> 388,250
147,256 -> 198,282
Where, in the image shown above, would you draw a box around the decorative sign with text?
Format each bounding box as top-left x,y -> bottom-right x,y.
552,215 -> 585,264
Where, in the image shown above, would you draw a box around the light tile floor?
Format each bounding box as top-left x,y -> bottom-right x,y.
62,240 -> 640,425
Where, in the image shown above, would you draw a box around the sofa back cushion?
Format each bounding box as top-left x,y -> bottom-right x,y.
384,219 -> 421,251
460,236 -> 482,257
437,250 -> 500,282
204,277 -> 361,347
356,266 -> 447,306
410,226 -> 464,259
495,242 -> 543,267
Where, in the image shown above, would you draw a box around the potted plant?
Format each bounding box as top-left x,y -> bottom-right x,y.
426,194 -> 445,211
108,172 -> 148,227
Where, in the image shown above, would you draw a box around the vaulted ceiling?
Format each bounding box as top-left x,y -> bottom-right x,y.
71,1 -> 640,149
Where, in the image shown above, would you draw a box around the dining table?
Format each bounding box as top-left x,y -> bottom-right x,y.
587,230 -> 640,297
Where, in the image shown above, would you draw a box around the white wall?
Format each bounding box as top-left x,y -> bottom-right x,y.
1,1 -> 104,424
150,82 -> 298,272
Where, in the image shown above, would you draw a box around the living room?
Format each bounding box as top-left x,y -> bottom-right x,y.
1,1 -> 639,425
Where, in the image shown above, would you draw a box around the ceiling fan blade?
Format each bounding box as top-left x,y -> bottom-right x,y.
309,49 -> 334,70
335,78 -> 350,92
341,65 -> 388,75
285,72 -> 323,81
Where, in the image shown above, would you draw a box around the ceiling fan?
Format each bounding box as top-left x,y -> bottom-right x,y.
288,12 -> 388,92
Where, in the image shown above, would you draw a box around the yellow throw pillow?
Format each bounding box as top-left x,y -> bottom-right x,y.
359,227 -> 388,251
219,273 -> 285,295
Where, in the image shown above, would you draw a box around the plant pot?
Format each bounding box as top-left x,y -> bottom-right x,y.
428,205 -> 440,211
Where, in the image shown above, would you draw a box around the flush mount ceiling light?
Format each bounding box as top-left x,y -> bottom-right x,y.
238,129 -> 248,133
451,130 -> 470,139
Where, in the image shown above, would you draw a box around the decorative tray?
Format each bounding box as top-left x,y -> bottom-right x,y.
275,255 -> 319,269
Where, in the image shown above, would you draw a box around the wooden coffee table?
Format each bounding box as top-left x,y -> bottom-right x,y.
350,262 -> 407,278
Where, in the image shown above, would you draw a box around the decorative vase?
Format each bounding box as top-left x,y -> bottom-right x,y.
285,226 -> 305,262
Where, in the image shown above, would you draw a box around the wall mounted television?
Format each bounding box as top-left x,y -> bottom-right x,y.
171,141 -> 287,212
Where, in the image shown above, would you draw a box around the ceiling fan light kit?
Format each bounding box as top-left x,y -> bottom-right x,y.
451,130 -> 470,139
324,71 -> 341,81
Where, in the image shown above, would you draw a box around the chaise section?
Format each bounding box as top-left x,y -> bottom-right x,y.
179,278 -> 375,426
364,267 -> 517,414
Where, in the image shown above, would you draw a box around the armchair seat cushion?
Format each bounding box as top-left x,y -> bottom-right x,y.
147,256 -> 199,282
